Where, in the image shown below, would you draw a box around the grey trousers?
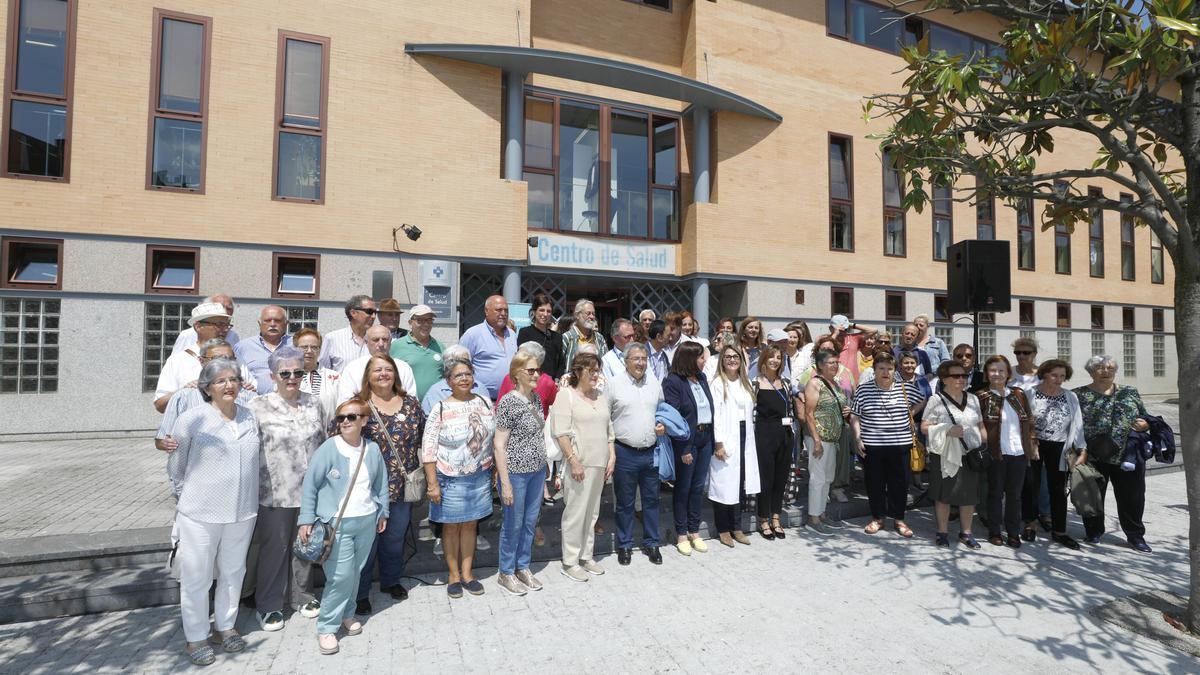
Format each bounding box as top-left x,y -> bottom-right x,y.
253,505 -> 317,613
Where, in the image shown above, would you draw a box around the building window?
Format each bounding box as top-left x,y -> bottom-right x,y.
283,305 -> 319,334
0,297 -> 59,393
1090,331 -> 1105,357
143,301 -> 195,391
827,0 -> 1000,59
1019,300 -> 1034,327
272,252 -> 320,299
975,179 -> 995,240
1122,306 -> 1135,332
1016,198 -> 1035,270
145,246 -> 198,295
1056,330 -> 1072,364
1056,302 -> 1071,328
1054,222 -> 1071,274
1122,333 -> 1136,377
882,149 -> 905,257
932,181 -> 952,261
1120,194 -> 1135,281
831,286 -> 853,317
935,325 -> 953,346
273,31 -> 329,203
2,0 -> 77,180
1091,304 -> 1105,330
1088,187 -> 1104,277
522,93 -> 679,241
1153,308 -> 1165,333
1153,334 -> 1165,377
1,236 -> 62,290
978,328 -> 996,358
885,290 -> 905,321
978,312 -> 995,325
1019,328 -> 1035,339
829,134 -> 854,251
625,0 -> 671,9
933,293 -> 949,322
1150,230 -> 1164,284
146,10 -> 210,192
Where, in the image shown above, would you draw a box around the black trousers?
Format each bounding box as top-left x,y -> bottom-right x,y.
1083,461 -> 1147,541
1022,441 -> 1068,532
756,420 -> 793,518
863,444 -> 909,521
711,501 -> 740,534
987,455 -> 1028,537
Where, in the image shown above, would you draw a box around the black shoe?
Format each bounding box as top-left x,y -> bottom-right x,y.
935,533 -> 950,548
1021,527 -> 1037,542
1038,515 -> 1053,532
355,598 -> 372,615
617,548 -> 633,566
1052,533 -> 1081,550
958,532 -> 981,549
1129,539 -> 1153,553
641,545 -> 662,565
383,584 -> 408,601
1084,533 -> 1103,544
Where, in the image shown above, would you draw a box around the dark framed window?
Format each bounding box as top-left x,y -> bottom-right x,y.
143,300 -> 195,391
1122,306 -> 1135,332
1088,187 -> 1104,277
831,286 -> 853,317
979,312 -> 995,325
933,293 -> 949,322
273,30 -> 329,203
827,0 -> 1000,60
1,236 -> 61,289
522,92 -> 679,242
1054,223 -> 1071,274
272,252 -> 320,299
1091,304 -> 1105,330
1019,300 -> 1034,327
2,0 -> 77,181
1150,230 -> 1164,284
146,10 -> 210,193
885,290 -> 905,321
1056,302 -> 1070,328
1016,197 -> 1035,270
0,296 -> 59,393
145,245 -> 199,295
932,181 -> 952,261
882,149 -> 905,257
975,177 -> 995,240
1119,193 -> 1135,281
1152,308 -> 1164,333
829,133 -> 854,251
624,0 -> 671,10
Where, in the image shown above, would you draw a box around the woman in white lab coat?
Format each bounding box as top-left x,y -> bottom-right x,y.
708,344 -> 761,547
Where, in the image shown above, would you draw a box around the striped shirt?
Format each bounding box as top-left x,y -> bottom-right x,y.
318,326 -> 371,373
850,380 -> 919,446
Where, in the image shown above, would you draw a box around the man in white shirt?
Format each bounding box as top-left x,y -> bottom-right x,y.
319,295 -> 376,372
601,318 -> 637,380
638,309 -> 656,338
607,342 -> 666,566
155,302 -> 254,412
337,324 -> 416,404
171,294 -> 240,354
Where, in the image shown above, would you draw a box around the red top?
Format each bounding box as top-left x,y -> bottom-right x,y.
497,372 -> 558,418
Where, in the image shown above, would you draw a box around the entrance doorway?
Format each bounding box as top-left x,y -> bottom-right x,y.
566,288 -> 628,337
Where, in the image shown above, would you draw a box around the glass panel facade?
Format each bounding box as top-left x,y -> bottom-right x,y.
15,0 -> 68,97
1055,224 -> 1071,274
159,18 -> 203,112
0,297 -> 59,393
884,212 -> 905,256
652,188 -> 677,240
525,172 -> 554,230
142,301 -> 194,391
151,118 -> 201,188
524,96 -> 553,170
557,101 -> 601,233
1153,335 -> 1165,377
282,39 -> 322,127
284,305 -> 320,335
850,0 -> 903,52
6,100 -> 66,177
1056,330 -> 1072,363
609,110 -> 649,238
653,118 -> 677,186
276,132 -> 321,200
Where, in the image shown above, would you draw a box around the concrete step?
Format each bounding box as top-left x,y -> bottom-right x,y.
0,527 -> 173,577
0,563 -> 178,625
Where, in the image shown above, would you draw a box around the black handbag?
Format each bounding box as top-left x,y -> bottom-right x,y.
939,393 -> 991,472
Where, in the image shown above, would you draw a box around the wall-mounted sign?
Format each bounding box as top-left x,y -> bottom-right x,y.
528,233 -> 676,275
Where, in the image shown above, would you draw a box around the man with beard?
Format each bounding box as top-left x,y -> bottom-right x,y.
561,299 -> 609,371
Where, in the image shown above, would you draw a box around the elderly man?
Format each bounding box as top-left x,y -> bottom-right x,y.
376,298 -> 409,340
601,318 -> 636,380
171,294 -> 241,354
389,304 -> 444,400
638,309 -> 656,336
318,294 -> 376,373
607,342 -> 666,566
337,324 -> 416,404
421,345 -> 491,413
294,328 -> 339,423
156,339 -> 256,453
155,302 -> 254,413
234,306 -> 291,394
893,323 -> 933,379
562,299 -> 609,371
458,295 -> 517,400
645,320 -> 671,382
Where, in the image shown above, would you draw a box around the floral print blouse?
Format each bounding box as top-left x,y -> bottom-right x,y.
1073,385 -> 1148,465
246,392 -> 326,508
365,396 -> 426,503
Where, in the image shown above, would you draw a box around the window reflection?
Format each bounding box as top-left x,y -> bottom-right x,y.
15,0 -> 68,97
159,19 -> 203,113
610,110 -> 648,238
6,100 -> 66,177
557,102 -> 600,233
277,132 -> 321,200
151,118 -> 201,188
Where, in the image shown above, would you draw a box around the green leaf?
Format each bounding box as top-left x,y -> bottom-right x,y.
1155,15 -> 1200,37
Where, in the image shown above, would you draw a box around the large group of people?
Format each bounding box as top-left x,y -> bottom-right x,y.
158,293 -> 1158,665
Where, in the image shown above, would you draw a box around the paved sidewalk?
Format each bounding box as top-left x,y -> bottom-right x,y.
0,470 -> 1192,674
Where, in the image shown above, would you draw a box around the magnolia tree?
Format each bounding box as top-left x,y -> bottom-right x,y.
867,0 -> 1198,629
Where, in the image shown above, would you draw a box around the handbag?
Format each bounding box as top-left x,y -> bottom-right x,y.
1066,449 -> 1104,518
939,393 -> 991,473
293,442 -> 367,564
369,401 -> 426,503
1083,394 -> 1125,464
902,384 -> 926,473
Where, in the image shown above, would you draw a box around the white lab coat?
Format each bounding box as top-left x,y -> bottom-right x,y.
708,378 -> 761,504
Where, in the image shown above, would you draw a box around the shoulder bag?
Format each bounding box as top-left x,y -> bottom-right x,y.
369,401 -> 426,503
939,393 -> 991,473
902,384 -> 926,473
544,390 -> 573,463
812,375 -> 846,441
293,442 -> 367,564
1065,448 -> 1104,518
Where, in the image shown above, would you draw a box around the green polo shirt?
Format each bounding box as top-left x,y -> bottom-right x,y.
390,334 -> 445,400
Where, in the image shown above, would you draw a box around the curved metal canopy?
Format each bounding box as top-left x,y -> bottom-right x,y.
405,43 -> 781,122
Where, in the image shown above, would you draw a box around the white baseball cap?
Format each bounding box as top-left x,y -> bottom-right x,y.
406,304 -> 436,319
830,314 -> 851,330
766,328 -> 789,343
188,302 -> 231,326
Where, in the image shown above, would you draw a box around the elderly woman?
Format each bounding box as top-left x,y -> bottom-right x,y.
516,292 -> 565,381
167,359 -> 260,666
978,355 -> 1035,548
493,351 -> 549,595
550,353 -> 615,581
156,339 -> 255,453
244,346 -> 327,632
1075,355 -> 1153,552
662,341 -> 715,554
738,316 -> 765,379
421,346 -> 491,413
422,358 -> 495,597
913,313 -> 951,371
802,350 -> 850,535
497,342 -> 558,417
298,399 -> 389,655
352,354 -> 425,614
1009,337 -> 1040,389
923,360 -> 988,549
1022,359 -> 1085,550
850,352 -> 918,538
710,344 -> 760,546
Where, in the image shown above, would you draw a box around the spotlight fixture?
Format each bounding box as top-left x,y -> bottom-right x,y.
527,236 -> 540,248
401,224 -> 422,241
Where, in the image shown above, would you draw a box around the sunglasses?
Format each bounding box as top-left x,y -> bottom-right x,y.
954,353 -> 974,359
521,367 -> 540,375
354,307 -> 378,316
334,413 -> 365,424
276,370 -> 304,380
1013,350 -> 1034,356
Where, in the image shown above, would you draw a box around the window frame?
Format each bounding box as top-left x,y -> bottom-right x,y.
1119,193 -> 1135,281
272,29 -> 330,204
144,244 -> 200,295
623,0 -> 671,11
882,148 -> 906,257
975,177 -> 995,240
831,286 -> 854,318
828,132 -> 854,252
931,180 -> 953,262
1150,230 -> 1164,284
1019,300 -> 1034,327
1,235 -> 63,290
1016,197 -> 1035,270
1056,302 -> 1070,329
1054,222 -> 1071,275
885,290 -> 905,321
1090,304 -> 1105,330
933,293 -> 949,322
271,251 -> 321,300
1152,308 -> 1164,333
1122,306 -> 1135,332
1088,186 -> 1104,278
145,9 -> 211,194
1,0 -> 78,182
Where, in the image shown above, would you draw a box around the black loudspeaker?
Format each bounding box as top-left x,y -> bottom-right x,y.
947,240 -> 1011,314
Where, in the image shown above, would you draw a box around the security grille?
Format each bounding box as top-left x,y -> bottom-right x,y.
1122,333 -> 1136,377
283,305 -> 320,334
459,271 -> 503,329
143,301 -> 197,392
0,297 -> 60,394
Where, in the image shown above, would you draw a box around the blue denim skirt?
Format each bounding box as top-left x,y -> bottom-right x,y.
430,470 -> 494,524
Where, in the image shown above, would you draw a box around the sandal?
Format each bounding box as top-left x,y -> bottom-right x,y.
894,521 -> 913,538
863,519 -> 884,535
758,520 -> 775,540
208,630 -> 246,653
771,516 -> 786,539
186,643 -> 216,666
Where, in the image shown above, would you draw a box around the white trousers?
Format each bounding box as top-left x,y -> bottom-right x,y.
806,435 -> 839,518
176,513 -> 257,642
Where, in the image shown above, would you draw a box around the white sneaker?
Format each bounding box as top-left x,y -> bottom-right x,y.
297,600 -> 321,619
476,534 -> 491,551
433,538 -> 443,556
258,610 -> 285,631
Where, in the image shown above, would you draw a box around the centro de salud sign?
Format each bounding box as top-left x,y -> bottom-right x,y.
529,233 -> 677,275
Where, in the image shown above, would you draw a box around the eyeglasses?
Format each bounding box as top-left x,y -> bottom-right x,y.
213,377 -> 242,387
943,373 -> 969,380
276,370 -> 304,380
521,368 -> 540,375
354,307 -> 378,316
627,356 -> 648,363
450,372 -> 473,380
201,320 -> 231,328
334,413 -> 365,424
297,344 -> 321,352
1013,350 -> 1035,356
723,355 -> 742,361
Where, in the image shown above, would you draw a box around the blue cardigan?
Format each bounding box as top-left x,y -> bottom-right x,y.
298,437 -> 389,526
661,372 -> 714,458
